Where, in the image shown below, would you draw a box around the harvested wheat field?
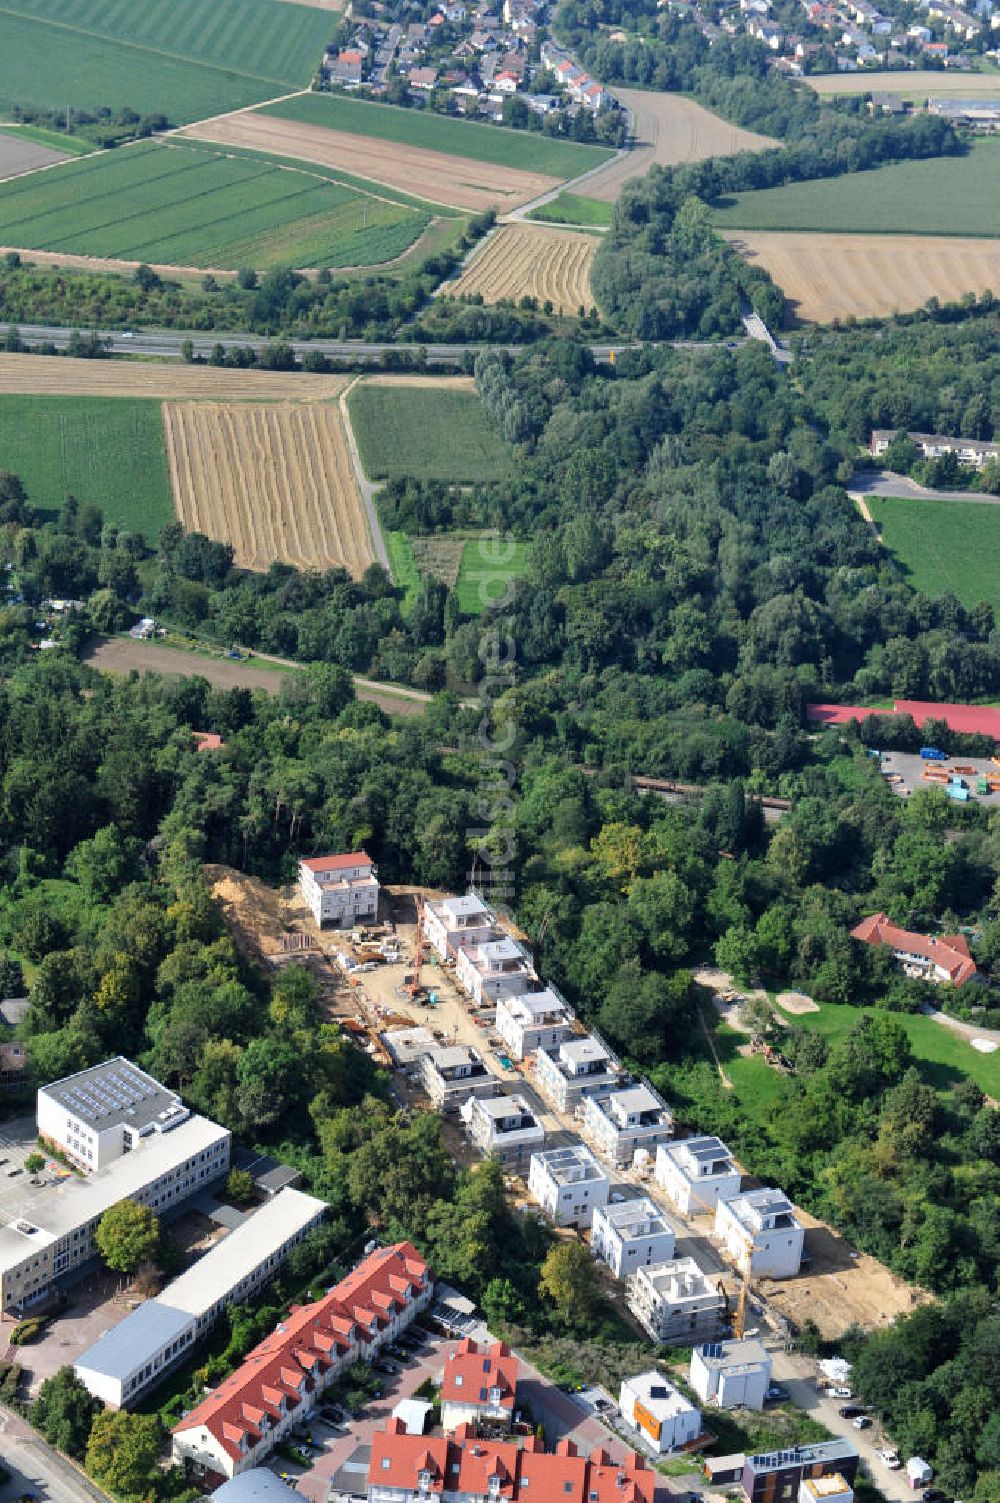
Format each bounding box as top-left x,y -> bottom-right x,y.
0,353 -> 346,402
803,69 -> 1000,96
183,112 -> 559,212
445,224 -> 596,314
725,230 -> 1000,323
163,401 -> 374,574
585,88 -> 780,202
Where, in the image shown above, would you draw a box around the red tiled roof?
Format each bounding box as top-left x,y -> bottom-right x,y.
173,1243 -> 430,1464
299,850 -> 373,874
368,1426 -> 654,1502
192,731 -> 224,752
851,912 -> 979,985
807,702 -> 1000,741
441,1338 -> 518,1414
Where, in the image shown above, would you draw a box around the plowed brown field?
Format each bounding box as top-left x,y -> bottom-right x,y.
0,354 -> 346,401
725,230 -> 1000,323
181,112 -> 559,211
444,224 -> 596,313
163,401 -> 374,574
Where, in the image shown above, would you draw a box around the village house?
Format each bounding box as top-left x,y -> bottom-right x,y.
439,1338 -> 518,1431
655,1135 -> 741,1216
527,1143 -> 611,1228
689,1337 -> 772,1411
627,1256 -> 726,1342
366,1423 -> 656,1503
460,1092 -> 545,1167
583,1080 -> 675,1167
325,48 -> 364,84
742,1442 -> 860,1503
590,1196 -> 677,1279
298,851 -> 378,929
714,1188 -> 805,1278
422,893 -> 496,961
851,911 -> 980,985
532,1033 -> 624,1112
494,987 -> 575,1059
455,936 -> 536,1006
419,1043 -> 495,1112
870,428 -> 1000,467
619,1370 -> 702,1453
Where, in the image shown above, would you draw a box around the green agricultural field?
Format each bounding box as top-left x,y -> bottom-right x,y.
0,395 -> 172,535
0,123 -> 93,155
0,0 -> 332,124
259,94 -> 614,178
0,139 -> 428,269
347,386 -> 514,484
528,192 -> 614,228
868,495 -> 1000,618
456,538 -> 531,615
712,139 -> 1000,237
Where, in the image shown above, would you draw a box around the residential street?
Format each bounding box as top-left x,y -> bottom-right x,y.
0,1407 -> 112,1503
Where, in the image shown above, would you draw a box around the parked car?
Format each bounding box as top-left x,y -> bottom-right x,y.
374,1362 -> 398,1376
765,1384 -> 789,1402
320,1406 -> 345,1424
853,1417 -> 872,1431
839,1405 -> 867,1419
923,1490 -> 947,1502
878,1450 -> 902,1470
830,1386 -> 852,1398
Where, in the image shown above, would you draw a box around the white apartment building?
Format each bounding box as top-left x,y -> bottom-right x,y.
460,1093 -> 544,1168
869,428 -> 1000,470
583,1082 -> 674,1168
527,1144 -> 610,1229
619,1371 -> 702,1454
590,1197 -> 676,1281
422,894 -> 496,961
533,1034 -> 623,1113
0,1108 -> 230,1315
627,1257 -> 726,1343
714,1188 -> 804,1279
37,1056 -> 191,1173
419,1044 -> 495,1112
74,1188 -> 326,1407
455,937 -> 535,1007
298,851 -> 378,928
495,988 -> 575,1060
655,1136 -> 741,1217
689,1338 -> 772,1411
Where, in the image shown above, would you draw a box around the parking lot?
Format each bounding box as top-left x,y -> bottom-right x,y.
878,749 -> 1000,806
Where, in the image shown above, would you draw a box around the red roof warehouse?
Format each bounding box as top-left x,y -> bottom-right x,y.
807,701 -> 1000,740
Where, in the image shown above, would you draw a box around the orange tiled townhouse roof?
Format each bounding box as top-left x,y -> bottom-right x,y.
300,850 -> 373,873
172,1243 -> 430,1466
441,1337 -> 518,1412
851,912 -> 979,986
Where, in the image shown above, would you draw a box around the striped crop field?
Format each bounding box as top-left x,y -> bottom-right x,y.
0,139 -> 428,269
0,0 -> 333,122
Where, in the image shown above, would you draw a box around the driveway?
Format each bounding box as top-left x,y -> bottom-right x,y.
767,1352 -> 910,1502
848,470 -> 998,504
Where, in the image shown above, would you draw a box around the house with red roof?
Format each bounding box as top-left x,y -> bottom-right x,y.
851,912 -> 980,987
440,1338 -> 518,1432
172,1242 -> 432,1479
367,1419 -> 656,1502
298,850 -> 379,928
192,731 -> 224,753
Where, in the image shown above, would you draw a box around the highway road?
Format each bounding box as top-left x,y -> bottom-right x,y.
0,322 -> 750,366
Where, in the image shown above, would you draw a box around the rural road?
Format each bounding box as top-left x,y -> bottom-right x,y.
849,469 -> 997,504
338,376 -> 390,571
0,322 -> 753,364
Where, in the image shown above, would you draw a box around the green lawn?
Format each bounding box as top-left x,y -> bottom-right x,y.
0,123 -> 93,155
0,139 -> 428,269
347,386 -> 514,484
712,139 -> 1000,237
772,996 -> 1000,1097
456,538 -> 531,615
868,495 -> 1000,618
0,395 -> 173,535
259,93 -> 614,178
528,192 -> 614,228
0,0 -> 331,123
385,531 -> 421,612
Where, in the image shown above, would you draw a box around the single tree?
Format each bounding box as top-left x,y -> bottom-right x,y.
85,1410 -> 163,1500
95,1199 -> 159,1275
226,1168 -> 255,1205
31,1366 -> 98,1458
538,1240 -> 599,1330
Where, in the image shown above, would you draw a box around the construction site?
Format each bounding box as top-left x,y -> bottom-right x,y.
204,863 -> 929,1342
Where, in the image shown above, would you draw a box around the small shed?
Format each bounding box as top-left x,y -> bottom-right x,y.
907,1458 -> 932,1488
704,1454 -> 746,1486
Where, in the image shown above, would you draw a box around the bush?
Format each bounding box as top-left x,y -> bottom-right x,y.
10,1317 -> 45,1345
